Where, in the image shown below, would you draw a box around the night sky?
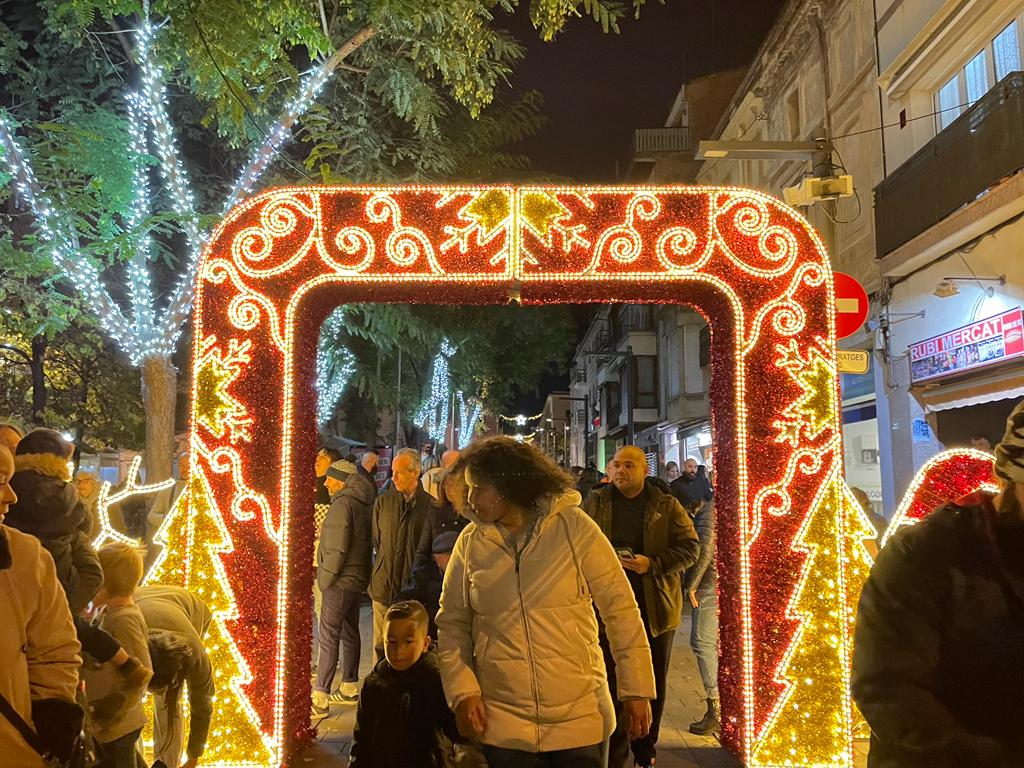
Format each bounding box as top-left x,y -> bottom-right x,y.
507,0 -> 787,182
505,0 -> 785,412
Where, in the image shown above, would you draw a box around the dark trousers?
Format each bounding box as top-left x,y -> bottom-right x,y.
95,727 -> 142,768
315,584 -> 362,692
482,741 -> 608,768
604,627 -> 674,768
75,615 -> 121,663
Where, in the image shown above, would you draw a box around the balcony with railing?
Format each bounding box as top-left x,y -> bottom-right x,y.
632,127 -> 690,158
874,71 -> 1024,257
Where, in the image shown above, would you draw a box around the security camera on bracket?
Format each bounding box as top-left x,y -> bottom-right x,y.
783,174 -> 854,207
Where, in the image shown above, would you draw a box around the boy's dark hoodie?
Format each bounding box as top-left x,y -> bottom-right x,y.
7,452 -> 102,613
350,651 -> 459,768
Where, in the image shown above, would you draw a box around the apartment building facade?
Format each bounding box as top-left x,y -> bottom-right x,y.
872,0 -> 1024,503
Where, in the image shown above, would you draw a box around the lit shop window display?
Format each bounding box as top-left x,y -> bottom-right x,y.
163,185 -> 878,767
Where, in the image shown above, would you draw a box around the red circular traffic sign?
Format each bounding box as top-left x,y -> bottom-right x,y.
834,272 -> 869,339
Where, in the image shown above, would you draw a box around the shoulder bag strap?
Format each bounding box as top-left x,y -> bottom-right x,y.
0,691 -> 47,758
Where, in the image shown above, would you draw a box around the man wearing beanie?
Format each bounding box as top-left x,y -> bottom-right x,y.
852,398 -> 1024,767
312,459 -> 376,715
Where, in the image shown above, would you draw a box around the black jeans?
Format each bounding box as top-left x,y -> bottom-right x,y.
604,627 -> 674,768
482,741 -> 608,768
95,727 -> 142,768
315,584 -> 362,692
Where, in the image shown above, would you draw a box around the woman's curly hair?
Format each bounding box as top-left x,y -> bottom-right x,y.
454,436 -> 574,509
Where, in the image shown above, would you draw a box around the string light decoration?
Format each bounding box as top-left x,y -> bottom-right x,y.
0,17 -> 343,366
414,338 -> 457,442
497,410 -> 544,423
879,448 -> 996,548
178,184 -> 886,766
456,391 -> 483,449
315,307 -> 357,426
145,439 -> 274,765
91,455 -> 176,550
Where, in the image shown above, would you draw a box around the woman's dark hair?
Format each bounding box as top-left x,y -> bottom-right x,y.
148,631 -> 194,690
319,446 -> 343,462
16,428 -> 72,458
455,436 -> 574,509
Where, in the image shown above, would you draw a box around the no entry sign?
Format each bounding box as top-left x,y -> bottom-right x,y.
834,272 -> 868,339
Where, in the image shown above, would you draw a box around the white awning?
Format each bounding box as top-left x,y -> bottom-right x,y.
917,363 -> 1024,413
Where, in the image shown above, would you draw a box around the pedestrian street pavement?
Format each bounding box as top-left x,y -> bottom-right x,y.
298,604 -> 869,768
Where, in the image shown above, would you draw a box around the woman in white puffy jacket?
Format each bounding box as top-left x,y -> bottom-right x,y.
436,437 -> 656,768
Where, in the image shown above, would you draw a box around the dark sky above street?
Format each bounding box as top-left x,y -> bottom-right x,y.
508,0 -> 786,182
505,0 -> 785,413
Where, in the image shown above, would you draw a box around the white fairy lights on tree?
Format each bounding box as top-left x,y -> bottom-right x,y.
456,391 -> 482,449
0,17 -> 358,365
415,339 -> 457,443
316,307 -> 357,427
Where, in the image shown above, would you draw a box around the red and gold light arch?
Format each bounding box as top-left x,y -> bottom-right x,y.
150,185 -> 876,767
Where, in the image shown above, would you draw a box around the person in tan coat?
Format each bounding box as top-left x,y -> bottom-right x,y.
0,444 -> 83,768
436,437 -> 656,768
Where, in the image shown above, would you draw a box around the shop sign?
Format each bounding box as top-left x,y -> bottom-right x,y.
837,350 -> 870,374
909,307 -> 1024,384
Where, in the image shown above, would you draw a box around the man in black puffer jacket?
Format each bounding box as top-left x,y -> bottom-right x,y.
313,459 -> 376,712
852,398 -> 1024,768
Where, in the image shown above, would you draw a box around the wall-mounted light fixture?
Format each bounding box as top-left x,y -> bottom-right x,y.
932,274 -> 1006,299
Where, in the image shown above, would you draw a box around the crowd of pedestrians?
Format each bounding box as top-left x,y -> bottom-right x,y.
0,424 -> 213,768
311,434 -> 723,768
14,394 -> 1017,768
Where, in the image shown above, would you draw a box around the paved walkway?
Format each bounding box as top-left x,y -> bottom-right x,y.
299,604 -> 868,767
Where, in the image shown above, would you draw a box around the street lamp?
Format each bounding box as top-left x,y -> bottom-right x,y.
696,139 -> 852,208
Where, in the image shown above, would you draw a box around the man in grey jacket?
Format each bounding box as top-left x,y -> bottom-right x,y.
368,448 -> 431,663
312,459 -> 375,713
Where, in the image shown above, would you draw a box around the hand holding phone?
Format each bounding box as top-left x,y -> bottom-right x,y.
615,547 -> 636,560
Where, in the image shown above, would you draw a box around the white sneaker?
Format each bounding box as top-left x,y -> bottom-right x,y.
329,681 -> 359,704
311,690 -> 329,716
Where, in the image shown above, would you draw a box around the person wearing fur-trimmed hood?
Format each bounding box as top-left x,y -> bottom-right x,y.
5,429 -> 101,614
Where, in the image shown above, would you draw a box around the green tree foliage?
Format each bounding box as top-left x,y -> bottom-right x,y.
2,0 -> 649,450
318,304 -> 574,443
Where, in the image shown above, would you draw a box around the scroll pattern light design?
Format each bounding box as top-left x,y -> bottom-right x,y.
164,185 -> 876,767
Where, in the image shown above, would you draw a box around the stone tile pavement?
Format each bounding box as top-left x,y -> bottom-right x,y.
296,604 -> 868,768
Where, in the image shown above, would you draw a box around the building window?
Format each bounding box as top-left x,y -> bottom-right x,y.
964,50 -> 989,105
699,325 -> 711,368
634,356 -> 658,409
994,20 -> 1021,81
935,16 -> 1024,133
937,74 -> 961,130
786,88 -> 801,140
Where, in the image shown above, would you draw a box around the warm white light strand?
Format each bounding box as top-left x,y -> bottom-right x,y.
223,59 -> 334,215
456,391 -> 482,449
0,17 -> 340,370
0,111 -> 138,356
315,307 -> 357,426
414,339 -> 456,443
124,92 -> 157,345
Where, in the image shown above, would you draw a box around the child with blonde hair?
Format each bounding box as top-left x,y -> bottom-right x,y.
84,542 -> 153,768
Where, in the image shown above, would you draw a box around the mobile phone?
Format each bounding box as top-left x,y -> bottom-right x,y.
615,547 -> 635,559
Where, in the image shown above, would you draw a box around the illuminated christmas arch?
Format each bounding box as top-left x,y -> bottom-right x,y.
159,185 -> 876,767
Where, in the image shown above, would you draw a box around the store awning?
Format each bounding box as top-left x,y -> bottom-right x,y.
917,363 -> 1024,413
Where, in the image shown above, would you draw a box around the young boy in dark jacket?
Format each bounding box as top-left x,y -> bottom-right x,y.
349,600 -> 459,768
